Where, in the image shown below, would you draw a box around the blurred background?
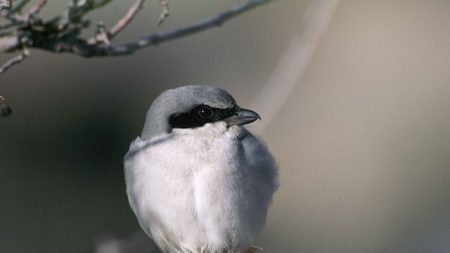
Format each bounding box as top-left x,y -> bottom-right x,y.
1,0 -> 450,252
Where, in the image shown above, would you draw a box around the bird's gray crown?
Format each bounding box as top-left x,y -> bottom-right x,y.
141,85 -> 237,140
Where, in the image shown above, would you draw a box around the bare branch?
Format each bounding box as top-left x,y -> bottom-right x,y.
0,0 -> 271,66
0,0 -> 273,112
82,0 -> 272,56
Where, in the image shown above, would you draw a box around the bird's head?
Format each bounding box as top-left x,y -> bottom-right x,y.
141,85 -> 260,140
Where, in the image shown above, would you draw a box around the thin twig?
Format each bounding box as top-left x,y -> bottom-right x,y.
88,0 -> 272,56
0,47 -> 29,74
0,0 -> 273,112
157,0 -> 169,25
108,0 -> 145,38
0,0 -> 272,67
88,0 -> 145,44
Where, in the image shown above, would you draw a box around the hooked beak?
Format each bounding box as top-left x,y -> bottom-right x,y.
225,108 -> 261,126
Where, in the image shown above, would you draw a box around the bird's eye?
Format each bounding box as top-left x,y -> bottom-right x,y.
197,106 -> 214,119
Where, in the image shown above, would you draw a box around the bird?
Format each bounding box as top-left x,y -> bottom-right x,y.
124,85 -> 278,253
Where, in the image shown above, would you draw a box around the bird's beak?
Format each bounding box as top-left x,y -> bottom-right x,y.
225,108 -> 261,126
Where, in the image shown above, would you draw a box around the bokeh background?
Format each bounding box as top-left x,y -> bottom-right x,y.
1,0 -> 450,252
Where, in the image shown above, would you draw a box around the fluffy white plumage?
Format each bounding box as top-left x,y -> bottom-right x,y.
124,86 -> 278,253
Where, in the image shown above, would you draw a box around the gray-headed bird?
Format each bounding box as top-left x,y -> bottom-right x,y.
124,85 -> 278,253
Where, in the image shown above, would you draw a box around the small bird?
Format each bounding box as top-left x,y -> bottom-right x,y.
124,85 -> 278,253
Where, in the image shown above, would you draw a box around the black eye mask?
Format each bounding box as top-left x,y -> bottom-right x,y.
169,105 -> 237,129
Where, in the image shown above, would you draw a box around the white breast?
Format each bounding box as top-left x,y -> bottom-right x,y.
124,122 -> 277,253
